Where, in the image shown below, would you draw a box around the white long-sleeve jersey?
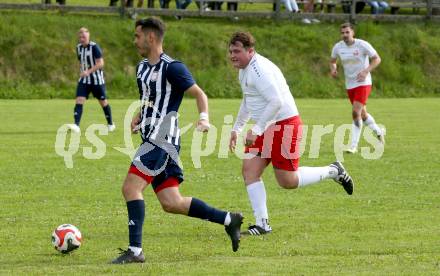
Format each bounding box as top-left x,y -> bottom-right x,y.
232,53 -> 299,135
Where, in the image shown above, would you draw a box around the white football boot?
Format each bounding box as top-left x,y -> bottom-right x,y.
67,124 -> 80,133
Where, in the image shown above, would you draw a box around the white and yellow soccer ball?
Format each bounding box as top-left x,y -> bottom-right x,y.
51,224 -> 82,254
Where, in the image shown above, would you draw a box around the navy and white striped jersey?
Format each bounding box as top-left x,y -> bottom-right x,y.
76,41 -> 105,85
136,53 -> 195,146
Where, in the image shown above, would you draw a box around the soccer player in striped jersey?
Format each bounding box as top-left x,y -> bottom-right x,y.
67,27 -> 115,133
228,31 -> 354,236
111,18 -> 243,264
330,23 -> 385,153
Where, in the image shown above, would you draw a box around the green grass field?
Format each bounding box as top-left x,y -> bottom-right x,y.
1,98 -> 439,274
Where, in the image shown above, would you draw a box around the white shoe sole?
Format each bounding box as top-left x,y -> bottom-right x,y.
344,148 -> 358,154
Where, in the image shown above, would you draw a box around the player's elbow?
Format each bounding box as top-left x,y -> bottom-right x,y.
186,84 -> 206,99
96,59 -> 104,68
197,89 -> 208,101
373,55 -> 381,65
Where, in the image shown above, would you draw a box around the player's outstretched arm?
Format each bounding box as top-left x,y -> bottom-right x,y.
186,84 -> 210,132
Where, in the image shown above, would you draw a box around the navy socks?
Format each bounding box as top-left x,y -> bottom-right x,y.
127,200 -> 145,247
74,104 -> 83,126
188,198 -> 227,225
102,105 -> 113,125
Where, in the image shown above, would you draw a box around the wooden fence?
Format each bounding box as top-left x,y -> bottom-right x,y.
0,1 -> 439,22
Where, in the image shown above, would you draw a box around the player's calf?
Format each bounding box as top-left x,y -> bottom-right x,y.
274,170 -> 300,189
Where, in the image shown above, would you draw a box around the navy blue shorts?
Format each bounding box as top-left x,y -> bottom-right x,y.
129,141 -> 183,192
76,82 -> 107,100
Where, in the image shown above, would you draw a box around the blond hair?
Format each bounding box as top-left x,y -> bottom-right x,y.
78,27 -> 89,34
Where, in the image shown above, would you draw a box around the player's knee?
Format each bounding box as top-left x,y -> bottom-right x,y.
352,110 -> 361,120
242,163 -> 260,181
361,110 -> 368,120
76,98 -> 85,104
160,201 -> 174,213
276,176 -> 298,189
121,182 -> 133,197
242,167 -> 260,184
275,171 -> 299,189
121,181 -> 142,199
99,99 -> 108,107
160,200 -> 180,214
278,179 -> 298,189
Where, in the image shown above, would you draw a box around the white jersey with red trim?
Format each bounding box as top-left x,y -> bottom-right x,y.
331,38 -> 378,89
233,53 -> 299,135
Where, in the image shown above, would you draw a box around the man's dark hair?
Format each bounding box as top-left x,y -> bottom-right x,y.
340,22 -> 354,30
135,17 -> 166,40
229,31 -> 255,49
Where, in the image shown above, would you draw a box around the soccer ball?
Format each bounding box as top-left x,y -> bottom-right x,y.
51,224 -> 82,254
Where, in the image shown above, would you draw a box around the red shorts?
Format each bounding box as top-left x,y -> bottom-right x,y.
128,165 -> 179,194
245,116 -> 302,171
347,85 -> 371,105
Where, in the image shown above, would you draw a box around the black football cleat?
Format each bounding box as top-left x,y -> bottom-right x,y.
224,213 -> 243,252
111,248 -> 145,264
241,224 -> 272,236
330,161 -> 354,195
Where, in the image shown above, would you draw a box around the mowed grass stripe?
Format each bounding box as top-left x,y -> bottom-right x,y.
0,98 -> 439,274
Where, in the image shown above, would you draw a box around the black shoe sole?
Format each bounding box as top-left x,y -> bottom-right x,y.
225,213 -> 243,252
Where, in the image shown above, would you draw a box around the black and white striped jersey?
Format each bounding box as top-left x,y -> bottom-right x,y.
76,41 -> 105,85
136,53 -> 195,146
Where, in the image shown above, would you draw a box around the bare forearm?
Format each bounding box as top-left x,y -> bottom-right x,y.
88,60 -> 104,73
185,84 -> 208,114
195,90 -> 208,114
330,58 -> 338,77
366,56 -> 381,72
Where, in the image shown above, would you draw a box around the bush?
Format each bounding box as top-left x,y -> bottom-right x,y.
0,11 -> 439,99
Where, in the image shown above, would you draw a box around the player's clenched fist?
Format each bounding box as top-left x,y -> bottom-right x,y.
229,131 -> 238,152
131,113 -> 141,134
196,119 -> 210,132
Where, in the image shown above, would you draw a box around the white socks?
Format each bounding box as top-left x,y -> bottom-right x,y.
246,181 -> 269,227
297,166 -> 338,187
352,114 -> 383,148
363,113 -> 382,136
128,246 -> 142,256
224,212 -> 231,226
351,119 -> 363,148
